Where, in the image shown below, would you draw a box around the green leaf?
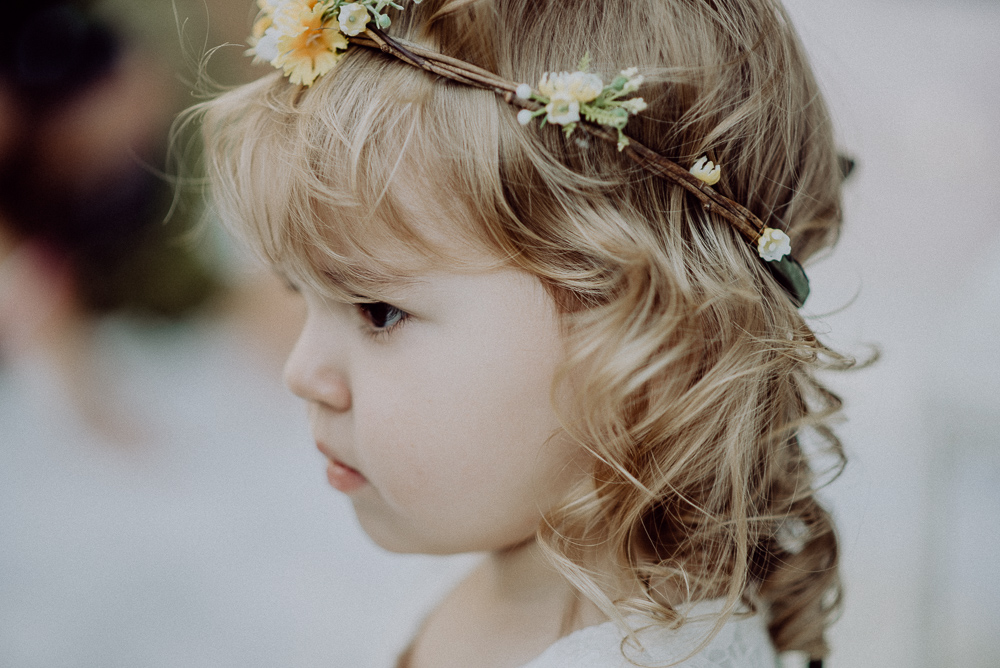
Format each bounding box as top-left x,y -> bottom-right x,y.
578,52 -> 592,73
582,104 -> 628,129
766,255 -> 810,307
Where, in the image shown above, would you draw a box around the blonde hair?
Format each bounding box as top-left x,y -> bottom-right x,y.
197,0 -> 852,660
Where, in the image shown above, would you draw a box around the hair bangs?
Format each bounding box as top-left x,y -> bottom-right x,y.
202,47 -> 510,301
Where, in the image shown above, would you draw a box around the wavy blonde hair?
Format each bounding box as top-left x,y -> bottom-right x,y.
197,0 -> 852,661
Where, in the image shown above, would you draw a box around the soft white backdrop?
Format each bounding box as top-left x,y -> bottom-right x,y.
784,0 -> 1000,665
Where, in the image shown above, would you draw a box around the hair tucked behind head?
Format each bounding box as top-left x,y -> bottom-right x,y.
197,0 -> 852,660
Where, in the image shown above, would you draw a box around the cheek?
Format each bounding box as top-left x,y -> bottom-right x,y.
351,323 -> 573,537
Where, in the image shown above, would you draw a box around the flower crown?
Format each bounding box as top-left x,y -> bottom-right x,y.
246,0 -> 810,306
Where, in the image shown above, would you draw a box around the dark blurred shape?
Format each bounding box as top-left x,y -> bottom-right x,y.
4,2 -> 118,104
838,153 -> 856,181
0,0 -> 217,318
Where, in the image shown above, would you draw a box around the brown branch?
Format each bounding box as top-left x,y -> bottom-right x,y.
348,31 -> 765,244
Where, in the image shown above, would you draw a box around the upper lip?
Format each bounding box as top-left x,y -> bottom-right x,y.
315,440 -> 361,473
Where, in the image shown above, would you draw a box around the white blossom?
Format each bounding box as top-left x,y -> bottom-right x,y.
517,109 -> 534,125
620,67 -> 638,78
515,83 -> 533,100
757,227 -> 792,262
775,518 -> 809,554
690,156 -> 721,185
545,93 -> 580,125
338,3 -> 370,36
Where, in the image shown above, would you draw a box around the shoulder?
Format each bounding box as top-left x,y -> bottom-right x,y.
519,602 -> 778,668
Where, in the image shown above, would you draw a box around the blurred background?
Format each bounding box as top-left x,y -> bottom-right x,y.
0,0 -> 996,666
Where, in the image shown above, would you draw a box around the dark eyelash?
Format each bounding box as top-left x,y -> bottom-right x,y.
356,302 -> 409,340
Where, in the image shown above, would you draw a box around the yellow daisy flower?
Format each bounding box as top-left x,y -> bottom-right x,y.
274,1 -> 348,86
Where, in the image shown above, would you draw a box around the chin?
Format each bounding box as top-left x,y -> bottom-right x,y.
352,507 -> 445,555
356,510 -> 536,556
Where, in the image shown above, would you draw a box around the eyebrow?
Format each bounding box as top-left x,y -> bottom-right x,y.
319,264 -> 422,298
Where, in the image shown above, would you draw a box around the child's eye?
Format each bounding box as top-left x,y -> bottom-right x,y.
356,302 -> 408,335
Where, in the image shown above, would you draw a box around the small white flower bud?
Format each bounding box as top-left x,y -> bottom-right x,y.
515,83 -> 532,100
690,156 -> 721,186
622,74 -> 644,94
621,97 -> 647,114
517,109 -> 534,126
757,228 -> 792,262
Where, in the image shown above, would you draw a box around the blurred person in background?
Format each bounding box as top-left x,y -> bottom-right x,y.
0,0 -> 217,437
0,2 -> 475,666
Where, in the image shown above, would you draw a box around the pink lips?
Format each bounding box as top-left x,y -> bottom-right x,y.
326,459 -> 367,493
317,442 -> 367,493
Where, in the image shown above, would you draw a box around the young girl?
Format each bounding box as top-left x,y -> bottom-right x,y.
196,0 -> 851,665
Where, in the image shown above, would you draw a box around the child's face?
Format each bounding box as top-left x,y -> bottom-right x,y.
283,241 -> 589,555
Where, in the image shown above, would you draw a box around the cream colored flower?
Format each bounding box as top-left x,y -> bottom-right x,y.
338,3 -> 369,36
538,71 -> 603,103
537,71 -> 565,98
565,71 -> 603,102
545,93 -> 580,126
690,156 -> 721,185
757,227 -> 792,262
274,1 -> 348,86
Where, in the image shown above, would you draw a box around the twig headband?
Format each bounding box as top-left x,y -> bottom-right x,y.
246,0 -> 810,306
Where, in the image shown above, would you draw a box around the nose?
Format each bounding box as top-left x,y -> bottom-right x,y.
283,318 -> 352,412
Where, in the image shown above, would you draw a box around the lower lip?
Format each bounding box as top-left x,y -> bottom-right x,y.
326,459 -> 368,494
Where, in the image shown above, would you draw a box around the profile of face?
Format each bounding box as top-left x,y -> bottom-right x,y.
283,227 -> 590,555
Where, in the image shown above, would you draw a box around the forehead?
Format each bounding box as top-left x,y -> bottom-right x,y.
280,172 -> 505,300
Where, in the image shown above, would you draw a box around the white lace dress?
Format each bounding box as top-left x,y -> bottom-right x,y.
519,602 -> 778,668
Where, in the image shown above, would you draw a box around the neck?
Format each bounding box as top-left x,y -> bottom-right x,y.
488,538 -> 557,600
484,538 -> 609,633
403,538 -> 612,668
